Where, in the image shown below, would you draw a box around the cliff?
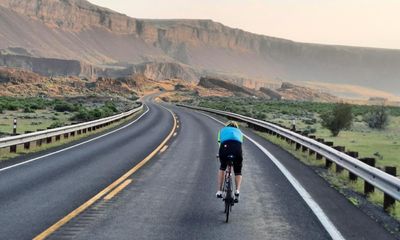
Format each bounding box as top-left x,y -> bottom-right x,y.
0,0 -> 400,96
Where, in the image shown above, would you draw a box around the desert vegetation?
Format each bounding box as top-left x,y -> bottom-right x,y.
0,97 -> 134,137
188,97 -> 400,170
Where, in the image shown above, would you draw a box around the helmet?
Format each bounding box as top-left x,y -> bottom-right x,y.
226,121 -> 239,128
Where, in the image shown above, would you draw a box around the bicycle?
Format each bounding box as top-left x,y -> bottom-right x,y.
222,154 -> 235,223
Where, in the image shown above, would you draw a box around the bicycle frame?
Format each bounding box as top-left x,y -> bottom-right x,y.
223,159 -> 235,222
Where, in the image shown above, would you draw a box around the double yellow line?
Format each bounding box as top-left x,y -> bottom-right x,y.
34,108 -> 177,240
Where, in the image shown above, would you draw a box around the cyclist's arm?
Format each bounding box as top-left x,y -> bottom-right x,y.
217,130 -> 221,146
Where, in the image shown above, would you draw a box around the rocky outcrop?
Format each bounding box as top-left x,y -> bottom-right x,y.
198,77 -> 262,97
272,82 -> 338,102
259,88 -> 282,100
0,0 -> 400,96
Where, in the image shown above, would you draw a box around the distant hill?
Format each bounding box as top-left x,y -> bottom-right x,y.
0,0 -> 399,98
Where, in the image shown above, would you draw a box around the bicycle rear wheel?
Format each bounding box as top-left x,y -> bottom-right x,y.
225,201 -> 230,223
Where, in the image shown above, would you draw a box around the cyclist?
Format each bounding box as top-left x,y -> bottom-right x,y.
216,121 -> 244,203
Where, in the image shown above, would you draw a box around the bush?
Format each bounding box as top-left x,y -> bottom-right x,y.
321,103 -> 353,136
23,107 -> 35,113
49,121 -> 63,129
54,102 -> 75,112
364,106 -> 389,129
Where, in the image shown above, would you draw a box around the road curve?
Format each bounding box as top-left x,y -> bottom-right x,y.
0,101 -> 174,239
0,100 -> 395,240
47,102 -> 393,240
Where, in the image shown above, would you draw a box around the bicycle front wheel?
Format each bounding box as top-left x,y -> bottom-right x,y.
225,201 -> 230,223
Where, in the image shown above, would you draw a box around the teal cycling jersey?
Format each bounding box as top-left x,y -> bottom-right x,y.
218,126 -> 243,144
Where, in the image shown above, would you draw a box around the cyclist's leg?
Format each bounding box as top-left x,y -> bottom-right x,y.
218,147 -> 228,193
233,145 -> 243,192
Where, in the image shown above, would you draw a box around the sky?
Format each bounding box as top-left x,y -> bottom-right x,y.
88,0 -> 400,49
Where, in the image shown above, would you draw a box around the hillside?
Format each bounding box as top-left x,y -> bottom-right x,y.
0,0 -> 399,97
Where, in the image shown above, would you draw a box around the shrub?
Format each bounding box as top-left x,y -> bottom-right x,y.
364,106 -> 389,129
54,102 -> 75,112
321,103 -> 353,136
23,107 -> 35,113
49,121 -> 63,129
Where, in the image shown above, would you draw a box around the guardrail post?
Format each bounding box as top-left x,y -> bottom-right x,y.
347,151 -> 359,181
309,135 -> 316,140
36,139 -> 42,147
46,137 -> 52,144
70,131 -> 75,137
360,158 -> 376,195
324,142 -> 334,168
88,127 -> 92,132
315,138 -> 324,160
309,148 -> 315,156
384,166 -> 397,212
301,145 -> 308,152
55,135 -> 61,141
13,118 -> 17,135
83,129 -> 87,134
295,143 -> 301,150
334,146 -> 345,173
10,145 -> 17,153
22,131 -> 33,150
77,130 -> 82,135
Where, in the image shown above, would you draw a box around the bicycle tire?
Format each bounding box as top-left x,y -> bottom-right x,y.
225,201 -> 230,223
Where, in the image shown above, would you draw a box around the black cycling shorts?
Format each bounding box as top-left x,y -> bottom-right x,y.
219,140 -> 243,175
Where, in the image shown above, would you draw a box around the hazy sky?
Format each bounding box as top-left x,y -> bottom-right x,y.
88,0 -> 400,49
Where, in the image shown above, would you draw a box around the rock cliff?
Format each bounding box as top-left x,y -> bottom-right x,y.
0,0 -> 400,96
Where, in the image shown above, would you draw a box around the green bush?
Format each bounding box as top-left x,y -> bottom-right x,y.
49,121 -> 63,129
364,106 -> 389,129
321,103 -> 353,137
54,102 -> 75,112
23,107 -> 35,113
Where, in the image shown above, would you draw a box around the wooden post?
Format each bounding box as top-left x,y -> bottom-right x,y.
384,166 -> 396,212
55,135 -> 61,141
10,145 -> 17,153
46,137 -> 52,144
64,133 -> 69,139
334,146 -> 345,173
295,143 -> 301,150
301,145 -> 308,152
360,158 -> 376,195
347,151 -> 359,181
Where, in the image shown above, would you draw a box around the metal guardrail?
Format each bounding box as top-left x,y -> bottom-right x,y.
179,104 -> 400,202
0,103 -> 144,149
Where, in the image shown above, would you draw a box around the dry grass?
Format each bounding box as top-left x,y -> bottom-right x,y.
254,129 -> 400,221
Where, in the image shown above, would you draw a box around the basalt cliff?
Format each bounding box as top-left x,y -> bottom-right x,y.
0,0 -> 400,98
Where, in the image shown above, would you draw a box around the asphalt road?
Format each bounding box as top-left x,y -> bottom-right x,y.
0,100 -> 174,239
0,101 -> 395,240
49,103 -> 395,240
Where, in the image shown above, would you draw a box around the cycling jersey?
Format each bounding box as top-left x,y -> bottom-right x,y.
218,126 -> 243,144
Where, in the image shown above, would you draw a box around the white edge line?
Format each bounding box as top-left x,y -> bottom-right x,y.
0,105 -> 150,173
198,111 -> 345,240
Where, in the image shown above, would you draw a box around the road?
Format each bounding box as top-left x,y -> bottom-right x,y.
0,100 -> 174,239
0,100 -> 396,239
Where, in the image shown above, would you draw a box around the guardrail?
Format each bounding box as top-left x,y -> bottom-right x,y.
179,104 -> 400,211
1,103 -> 144,152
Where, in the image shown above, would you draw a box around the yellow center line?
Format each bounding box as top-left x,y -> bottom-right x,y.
160,145 -> 168,153
33,106 -> 177,240
104,179 -> 132,201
